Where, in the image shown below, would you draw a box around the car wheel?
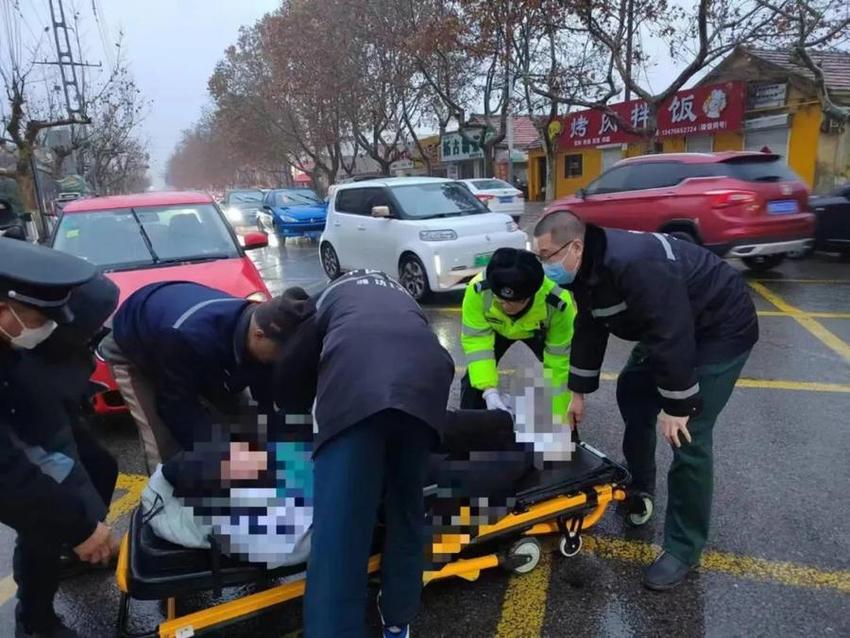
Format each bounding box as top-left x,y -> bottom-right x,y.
399,254 -> 432,302
742,254 -> 786,272
669,230 -> 697,243
320,242 -> 342,280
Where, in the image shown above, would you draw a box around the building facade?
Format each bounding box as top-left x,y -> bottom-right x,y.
527,47 -> 850,201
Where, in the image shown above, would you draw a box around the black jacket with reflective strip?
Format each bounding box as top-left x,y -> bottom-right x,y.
568,225 -> 758,416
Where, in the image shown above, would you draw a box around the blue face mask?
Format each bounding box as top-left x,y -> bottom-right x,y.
543,260 -> 577,286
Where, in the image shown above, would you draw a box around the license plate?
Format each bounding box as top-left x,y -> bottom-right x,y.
499,196 -> 514,203
474,252 -> 493,267
767,199 -> 799,215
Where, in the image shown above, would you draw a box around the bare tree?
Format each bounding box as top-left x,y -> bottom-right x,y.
0,23 -> 89,221
756,0 -> 850,122
515,0 -> 617,197
537,0 -> 781,147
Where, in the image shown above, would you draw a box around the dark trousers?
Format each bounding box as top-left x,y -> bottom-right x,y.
14,422 -> 118,628
459,333 -> 545,409
304,409 -> 436,638
617,346 -> 750,564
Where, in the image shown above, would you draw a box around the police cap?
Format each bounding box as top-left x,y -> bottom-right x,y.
0,237 -> 96,323
486,247 -> 544,301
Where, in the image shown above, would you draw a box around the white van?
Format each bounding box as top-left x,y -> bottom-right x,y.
319,177 -> 528,301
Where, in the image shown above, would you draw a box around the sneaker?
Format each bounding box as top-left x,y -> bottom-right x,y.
377,591 -> 411,638
15,605 -> 78,638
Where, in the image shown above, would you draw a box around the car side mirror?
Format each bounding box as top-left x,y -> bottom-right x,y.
242,231 -> 269,250
372,205 -> 391,218
576,187 -> 587,200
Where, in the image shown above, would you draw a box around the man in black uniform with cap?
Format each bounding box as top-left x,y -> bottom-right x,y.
274,269 -> 455,638
1,238 -> 120,637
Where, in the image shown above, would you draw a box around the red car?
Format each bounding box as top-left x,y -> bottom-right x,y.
50,191 -> 271,415
546,152 -> 815,271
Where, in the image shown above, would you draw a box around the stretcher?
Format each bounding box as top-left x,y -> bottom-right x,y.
115,436 -> 638,638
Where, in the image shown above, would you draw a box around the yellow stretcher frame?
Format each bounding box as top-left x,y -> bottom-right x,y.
116,483 -> 627,638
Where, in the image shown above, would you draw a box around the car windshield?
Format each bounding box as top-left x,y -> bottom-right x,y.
391,182 -> 487,219
228,190 -> 264,206
471,179 -> 512,190
276,190 -> 321,206
53,204 -> 240,270
717,158 -> 801,183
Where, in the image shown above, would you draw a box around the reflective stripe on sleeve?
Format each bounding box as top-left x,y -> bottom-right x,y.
462,324 -> 492,337
545,344 -> 572,356
569,366 -> 600,378
653,233 -> 676,260
657,383 -> 700,400
466,350 -> 495,364
591,302 -> 628,318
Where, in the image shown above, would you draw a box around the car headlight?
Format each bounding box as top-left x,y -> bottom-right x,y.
419,229 -> 457,241
246,291 -> 269,302
279,215 -> 298,223
506,221 -> 519,232
225,207 -> 244,223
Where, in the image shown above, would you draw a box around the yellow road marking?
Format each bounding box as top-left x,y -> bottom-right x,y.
754,278 -> 850,284
750,281 -> 850,362
0,472 -> 147,608
582,536 -> 850,593
108,473 -> 148,524
494,535 -> 850,636
436,307 -> 850,320
758,310 -> 850,319
494,552 -> 551,638
455,368 -> 850,394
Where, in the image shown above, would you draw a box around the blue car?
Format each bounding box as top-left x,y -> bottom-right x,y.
259,189 -> 327,239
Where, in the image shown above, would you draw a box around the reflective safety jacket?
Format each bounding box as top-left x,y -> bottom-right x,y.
461,273 -> 576,412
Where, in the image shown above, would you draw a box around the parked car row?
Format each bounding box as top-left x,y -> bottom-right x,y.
39,154 -> 847,417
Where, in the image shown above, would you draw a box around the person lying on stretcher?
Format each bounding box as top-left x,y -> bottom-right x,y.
140,372 -> 574,569
140,421 -> 314,569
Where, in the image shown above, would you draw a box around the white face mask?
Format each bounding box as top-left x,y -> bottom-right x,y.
0,306 -> 58,350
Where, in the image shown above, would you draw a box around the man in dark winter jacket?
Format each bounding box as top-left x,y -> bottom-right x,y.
533,211 -> 758,591
1,238 -> 120,638
275,269 -> 455,638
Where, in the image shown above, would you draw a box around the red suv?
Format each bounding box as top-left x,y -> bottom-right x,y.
546,152 -> 815,271
50,191 -> 271,415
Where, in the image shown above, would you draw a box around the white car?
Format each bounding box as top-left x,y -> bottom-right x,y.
460,178 -> 525,221
319,177 -> 528,301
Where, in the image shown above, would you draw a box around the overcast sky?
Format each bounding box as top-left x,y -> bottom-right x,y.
105,0 -> 280,187
7,0 -> 686,190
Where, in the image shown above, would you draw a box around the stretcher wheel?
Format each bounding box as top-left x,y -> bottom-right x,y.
627,494 -> 654,527
506,537 -> 542,574
559,534 -> 582,557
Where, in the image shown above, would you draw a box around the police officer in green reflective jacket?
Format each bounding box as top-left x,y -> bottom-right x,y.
460,247 -> 576,418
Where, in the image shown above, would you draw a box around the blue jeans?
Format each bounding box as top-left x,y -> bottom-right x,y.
304,409 -> 436,638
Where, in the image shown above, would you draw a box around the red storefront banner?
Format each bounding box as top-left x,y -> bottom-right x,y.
551,81 -> 745,150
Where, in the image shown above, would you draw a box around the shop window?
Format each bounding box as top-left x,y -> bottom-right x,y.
564,154 -> 583,178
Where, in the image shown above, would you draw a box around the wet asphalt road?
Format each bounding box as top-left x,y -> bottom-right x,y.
1,209 -> 848,637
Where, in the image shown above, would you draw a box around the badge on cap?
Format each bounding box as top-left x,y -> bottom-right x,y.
500,287 -> 515,299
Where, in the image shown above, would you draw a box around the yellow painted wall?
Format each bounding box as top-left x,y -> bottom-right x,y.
787,101 -> 822,187
554,149 -> 601,199
663,137 -> 686,153
713,132 -> 743,151
528,148 -> 545,201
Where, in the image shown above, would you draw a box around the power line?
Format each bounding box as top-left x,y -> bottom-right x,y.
90,0 -> 113,71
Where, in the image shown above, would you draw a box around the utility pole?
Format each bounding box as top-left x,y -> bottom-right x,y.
624,0 -> 634,102
35,0 -> 100,182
